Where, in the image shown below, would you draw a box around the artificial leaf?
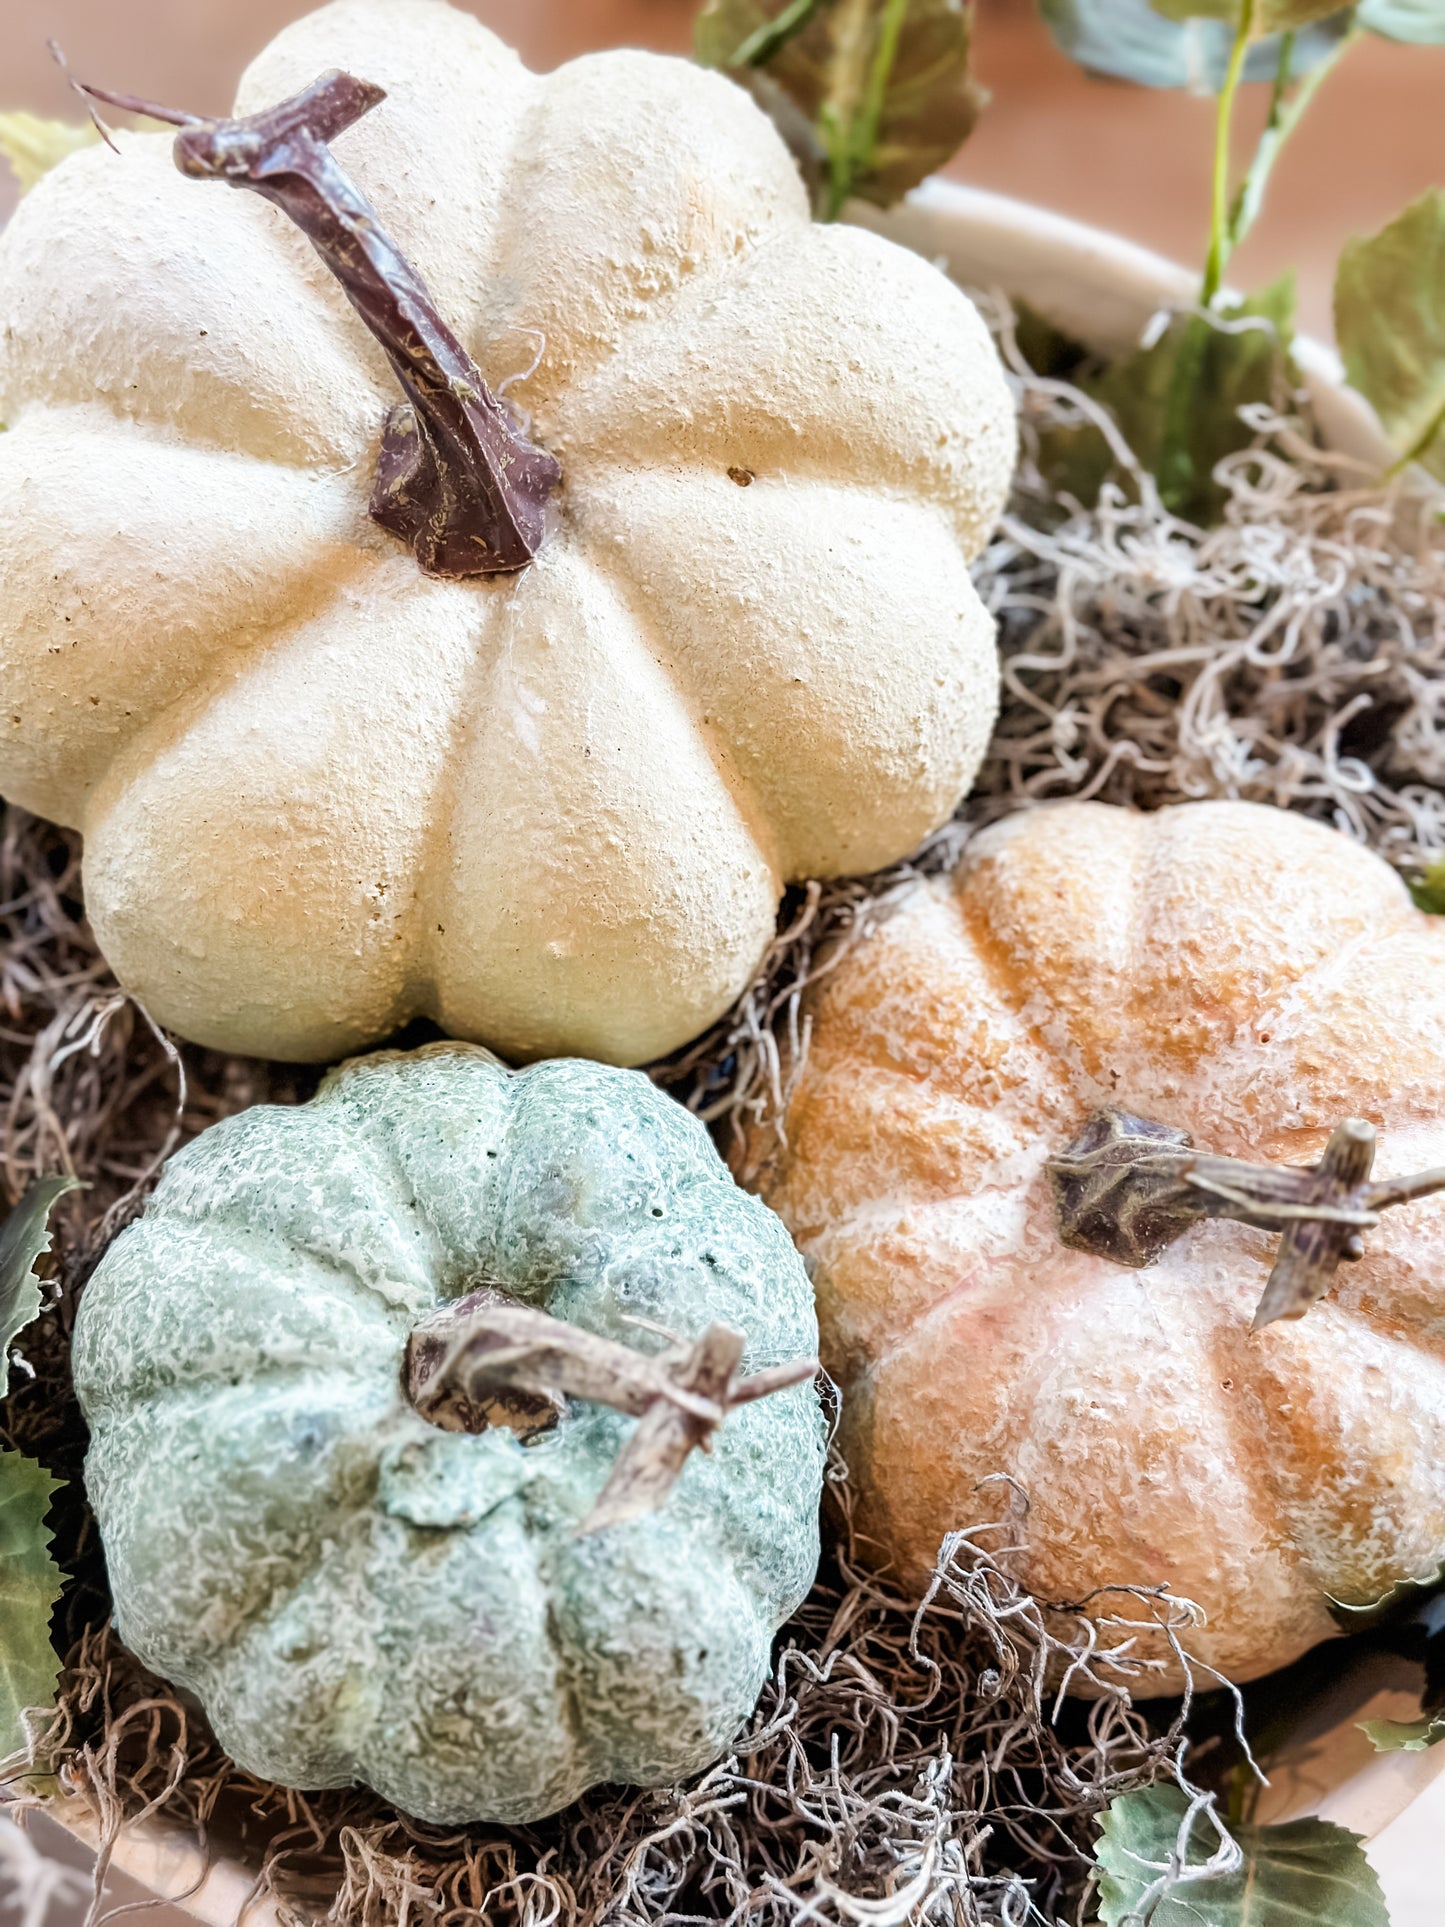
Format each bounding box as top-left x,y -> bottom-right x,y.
1328,1559 -> 1445,1622
1357,0 -> 1445,39
0,1450 -> 63,1768
0,1177 -> 79,1371
1361,1710 -> 1445,1751
1149,0 -> 1351,31
696,0 -> 984,217
1095,1784 -> 1389,1927
1336,189 -> 1445,480
1040,0 -> 1353,88
0,114 -> 97,196
1417,861 -> 1445,913
1028,276 -> 1296,524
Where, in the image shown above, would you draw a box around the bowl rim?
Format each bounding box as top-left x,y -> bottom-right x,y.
852,175 -> 1399,474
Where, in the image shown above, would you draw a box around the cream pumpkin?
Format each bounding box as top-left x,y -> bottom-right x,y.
744,800 -> 1445,1689
0,0 -> 1013,1067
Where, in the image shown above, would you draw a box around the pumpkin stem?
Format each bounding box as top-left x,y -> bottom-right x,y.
1048,1109 -> 1445,1329
75,67 -> 560,578
404,1291 -> 818,1534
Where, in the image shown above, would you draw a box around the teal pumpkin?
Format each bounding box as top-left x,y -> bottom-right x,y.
73,1044 -> 825,1824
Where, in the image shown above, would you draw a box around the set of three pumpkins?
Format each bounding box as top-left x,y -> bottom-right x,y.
6,0 -> 1444,1828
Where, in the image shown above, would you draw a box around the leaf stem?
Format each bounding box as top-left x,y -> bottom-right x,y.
822,0 -> 909,221
1201,0 -> 1256,309
857,0 -> 910,175
1225,23 -> 1359,266
730,0 -> 832,69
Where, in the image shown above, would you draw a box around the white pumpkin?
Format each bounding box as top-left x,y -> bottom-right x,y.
0,0 -> 1014,1066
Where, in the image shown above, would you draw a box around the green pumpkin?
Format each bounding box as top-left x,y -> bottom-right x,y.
73,1044 -> 825,1824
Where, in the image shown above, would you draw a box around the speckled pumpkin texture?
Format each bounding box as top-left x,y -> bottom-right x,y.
73,1045 -> 825,1823
0,0 -> 1014,1069
743,800 -> 1445,1691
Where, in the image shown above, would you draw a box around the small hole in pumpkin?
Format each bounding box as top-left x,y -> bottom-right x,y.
726,466 -> 754,487
651,1206 -> 664,1217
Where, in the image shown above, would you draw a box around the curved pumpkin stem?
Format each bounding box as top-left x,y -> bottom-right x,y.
1048,1109 -> 1445,1330
73,67 -> 561,579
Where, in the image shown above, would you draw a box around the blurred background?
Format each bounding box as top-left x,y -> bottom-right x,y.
2,0 -> 1442,335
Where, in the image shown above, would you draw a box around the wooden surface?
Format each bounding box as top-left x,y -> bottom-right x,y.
4,0 -> 1443,335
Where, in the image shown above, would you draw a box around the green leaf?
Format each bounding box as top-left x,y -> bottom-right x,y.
696,0 -> 984,218
1095,1784 -> 1390,1927
0,1450 -> 63,1768
1336,189 -> 1445,480
1040,0 -> 1353,88
1412,859 -> 1445,914
1031,276 -> 1296,523
1156,272 -> 1296,519
1356,0 -> 1445,39
1,1177 -> 79,1371
0,113 -> 98,196
1361,1710 -> 1445,1751
0,1184 -> 76,1769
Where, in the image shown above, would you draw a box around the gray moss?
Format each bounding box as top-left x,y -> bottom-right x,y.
72,1043 -> 825,1825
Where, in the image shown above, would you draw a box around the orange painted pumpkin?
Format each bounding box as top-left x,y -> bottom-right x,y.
742,800 -> 1445,1689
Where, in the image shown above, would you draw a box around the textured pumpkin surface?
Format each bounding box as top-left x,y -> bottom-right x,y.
744,800 -> 1445,1690
0,0 -> 1014,1067
73,1045 -> 825,1823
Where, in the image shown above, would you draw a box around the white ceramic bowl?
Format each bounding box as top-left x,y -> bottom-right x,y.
855,177 -> 1398,474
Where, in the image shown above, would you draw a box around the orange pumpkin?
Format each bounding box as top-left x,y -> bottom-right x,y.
742,800 -> 1445,1689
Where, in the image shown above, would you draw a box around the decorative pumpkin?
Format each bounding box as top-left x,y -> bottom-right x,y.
72,1044 -> 826,1823
0,0 -> 1014,1068
742,799 -> 1445,1689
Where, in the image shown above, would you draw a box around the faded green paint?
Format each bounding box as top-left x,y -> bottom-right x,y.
73,1044 -> 824,1825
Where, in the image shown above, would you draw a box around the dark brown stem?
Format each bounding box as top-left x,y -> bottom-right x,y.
404,1291 -> 818,1534
78,68 -> 560,578
1048,1109 -> 1445,1329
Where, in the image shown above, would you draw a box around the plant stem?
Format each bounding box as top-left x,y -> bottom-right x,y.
731,0 -> 832,68
822,0 -> 909,221
856,0 -> 909,175
1226,24 -> 1359,265
1155,11 -> 1358,515
1201,0 -> 1256,309
820,101 -> 853,222
1224,27 -> 1296,260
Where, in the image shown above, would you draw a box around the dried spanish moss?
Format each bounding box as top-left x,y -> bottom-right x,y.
0,810 -> 311,1260
24,1493 -> 1220,1927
